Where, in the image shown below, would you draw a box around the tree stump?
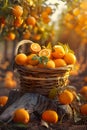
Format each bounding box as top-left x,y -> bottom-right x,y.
0,90 -> 74,130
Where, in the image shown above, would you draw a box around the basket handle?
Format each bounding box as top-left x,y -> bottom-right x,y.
15,40 -> 34,55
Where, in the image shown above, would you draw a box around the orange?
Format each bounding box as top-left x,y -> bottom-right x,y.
41,12 -> 51,23
81,38 -> 87,45
41,11 -> 50,23
6,71 -> 13,78
33,34 -> 41,41
11,80 -> 17,88
77,14 -> 84,23
52,45 -> 65,59
41,11 -> 51,24
12,5 -> 23,17
30,43 -> 41,53
13,108 -> 30,124
80,86 -> 87,94
7,32 -> 16,41
67,89 -> 77,100
73,8 -> 80,16
0,96 -> 8,107
64,52 -> 76,65
64,13 -> 73,21
15,53 -> 27,65
26,16 -> 36,26
58,90 -> 74,105
42,110 -> 58,123
26,64 -> 34,69
4,79 -> 17,89
37,63 -> 46,68
80,1 -> 87,10
45,7 -> 52,14
23,31 -> 31,40
84,76 -> 87,82
39,48 -> 51,58
80,104 -> 87,115
43,16 -> 51,24
14,17 -> 23,27
27,54 -> 39,66
65,22 -> 74,29
0,17 -> 5,27
46,60 -> 55,69
54,59 -> 66,68
41,12 -> 48,19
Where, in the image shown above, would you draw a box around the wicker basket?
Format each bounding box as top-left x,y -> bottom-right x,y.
14,40 -> 73,97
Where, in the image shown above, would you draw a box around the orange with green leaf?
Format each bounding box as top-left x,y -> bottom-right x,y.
15,41 -> 77,69
0,0 -> 57,44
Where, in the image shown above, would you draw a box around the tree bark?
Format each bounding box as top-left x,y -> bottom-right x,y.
3,40 -> 8,62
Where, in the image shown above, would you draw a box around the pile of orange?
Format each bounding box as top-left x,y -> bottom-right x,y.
15,42 -> 76,69
4,71 -> 17,89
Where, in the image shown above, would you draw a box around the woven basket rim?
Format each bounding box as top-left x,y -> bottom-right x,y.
15,64 -> 73,72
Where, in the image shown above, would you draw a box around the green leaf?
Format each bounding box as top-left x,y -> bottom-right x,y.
46,42 -> 52,50
42,46 -> 46,49
49,87 -> 57,99
54,3 -> 59,7
65,44 -> 74,54
13,123 -> 28,128
39,56 -> 49,65
1,0 -> 8,10
73,108 -> 81,123
57,42 -> 74,54
32,55 -> 39,60
63,44 -> 69,53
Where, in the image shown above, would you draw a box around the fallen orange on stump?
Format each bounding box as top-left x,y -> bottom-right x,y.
42,110 -> 58,123
13,108 -> 30,124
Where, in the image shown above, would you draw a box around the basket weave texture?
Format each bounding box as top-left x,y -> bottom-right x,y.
14,40 -> 73,97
